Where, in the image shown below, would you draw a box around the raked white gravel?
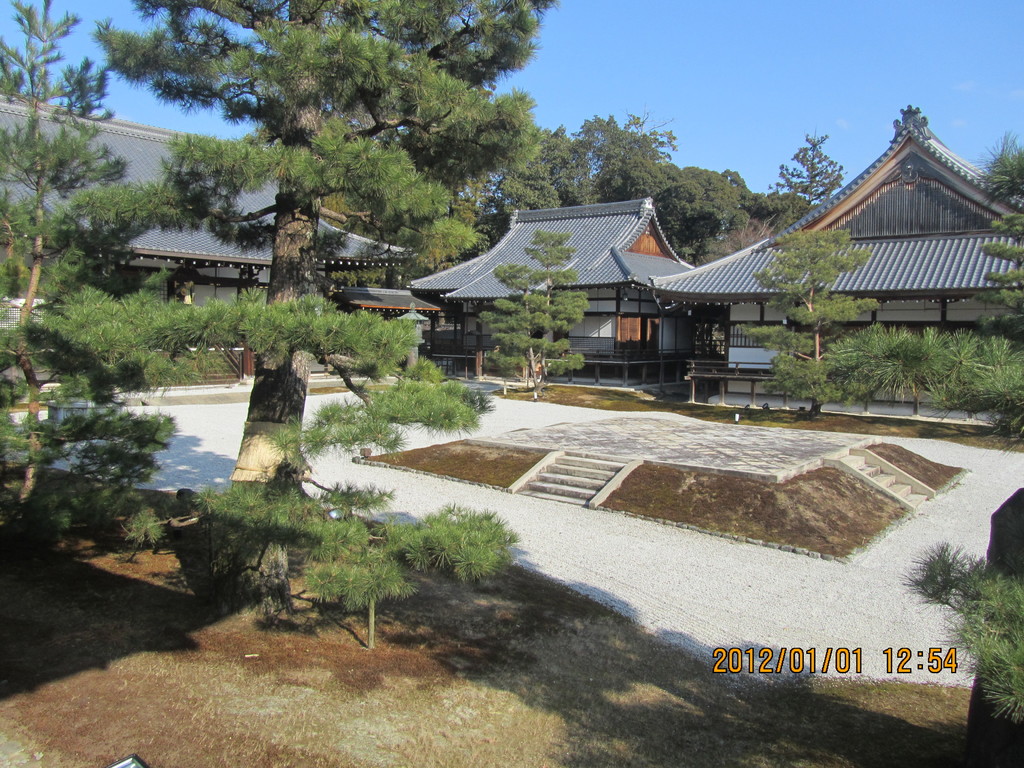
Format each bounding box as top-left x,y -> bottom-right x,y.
138,391 -> 1023,684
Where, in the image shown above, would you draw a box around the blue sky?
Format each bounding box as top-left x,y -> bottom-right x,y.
8,0 -> 1024,194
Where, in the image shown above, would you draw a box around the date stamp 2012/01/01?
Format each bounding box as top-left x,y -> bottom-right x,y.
711,647 -> 958,675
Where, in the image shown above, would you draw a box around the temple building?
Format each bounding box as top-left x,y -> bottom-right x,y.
648,106 -> 1018,406
411,198 -> 695,384
0,101 -> 404,307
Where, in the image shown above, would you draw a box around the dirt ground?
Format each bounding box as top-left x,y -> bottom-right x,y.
0,527 -> 969,768
371,442 -> 545,487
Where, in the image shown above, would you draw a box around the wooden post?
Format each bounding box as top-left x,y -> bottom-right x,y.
689,376 -> 696,403
750,381 -> 756,406
718,380 -> 726,405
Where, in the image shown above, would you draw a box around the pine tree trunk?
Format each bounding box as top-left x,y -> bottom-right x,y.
213,542 -> 292,620
367,599 -> 376,650
227,188 -> 320,615
16,236 -> 46,501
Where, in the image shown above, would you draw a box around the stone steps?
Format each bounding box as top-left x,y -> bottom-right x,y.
827,449 -> 936,511
516,452 -> 638,507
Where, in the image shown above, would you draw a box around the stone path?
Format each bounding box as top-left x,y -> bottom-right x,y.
472,415 -> 871,481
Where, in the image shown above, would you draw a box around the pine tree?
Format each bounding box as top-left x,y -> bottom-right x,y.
0,1 -> 185,529
978,214 -> 1024,342
0,0 -> 128,500
774,134 -> 845,206
99,0 -> 556,486
745,230 -> 875,415
481,230 -> 589,396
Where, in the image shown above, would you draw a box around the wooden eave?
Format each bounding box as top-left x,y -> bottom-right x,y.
626,221 -> 676,260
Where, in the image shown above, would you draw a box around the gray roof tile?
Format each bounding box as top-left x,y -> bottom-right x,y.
0,101 -> 391,265
413,198 -> 690,299
653,234 -> 1015,301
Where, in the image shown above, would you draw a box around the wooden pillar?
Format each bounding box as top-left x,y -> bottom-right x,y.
750,381 -> 756,406
689,377 -> 696,403
595,363 -> 601,386
474,317 -> 483,378
622,362 -> 628,387
718,379 -> 726,405
241,344 -> 255,378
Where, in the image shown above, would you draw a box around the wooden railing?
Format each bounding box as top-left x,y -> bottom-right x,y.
687,359 -> 774,380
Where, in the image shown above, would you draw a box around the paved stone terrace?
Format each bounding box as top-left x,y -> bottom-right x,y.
470,415 -> 872,481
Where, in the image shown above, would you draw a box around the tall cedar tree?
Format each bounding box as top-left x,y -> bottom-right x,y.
774,134 -> 845,206
0,0 -> 183,517
99,0 -> 556,485
744,230 -> 875,415
480,230 -> 588,395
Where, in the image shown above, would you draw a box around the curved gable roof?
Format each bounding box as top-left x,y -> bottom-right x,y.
653,107 -> 1017,303
412,198 -> 691,300
777,106 -> 1013,241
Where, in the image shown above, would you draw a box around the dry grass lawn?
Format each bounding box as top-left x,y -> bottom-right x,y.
0,528 -> 969,768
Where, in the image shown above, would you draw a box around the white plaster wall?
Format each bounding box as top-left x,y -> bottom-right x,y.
571,316 -> 614,338
191,285 -> 238,305
730,303 -> 760,321
728,347 -> 775,366
875,300 -> 941,322
947,299 -> 1007,322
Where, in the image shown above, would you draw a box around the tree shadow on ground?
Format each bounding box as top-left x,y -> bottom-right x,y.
453,563 -> 967,768
0,536 -> 216,700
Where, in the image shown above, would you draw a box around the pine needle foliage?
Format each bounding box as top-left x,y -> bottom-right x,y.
308,505 -> 518,648
829,325 -> 949,416
0,2 -> 201,537
480,230 -> 589,394
744,230 -> 875,414
909,544 -> 1024,723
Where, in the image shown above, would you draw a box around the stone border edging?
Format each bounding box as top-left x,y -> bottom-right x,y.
353,456 -> 846,563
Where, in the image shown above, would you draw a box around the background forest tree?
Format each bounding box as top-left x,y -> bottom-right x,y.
477,113 -> 816,265
773,133 -> 845,206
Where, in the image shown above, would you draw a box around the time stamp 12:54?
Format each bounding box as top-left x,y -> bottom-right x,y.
711,646 -> 958,675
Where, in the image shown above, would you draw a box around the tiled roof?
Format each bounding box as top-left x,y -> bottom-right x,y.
338,287 -> 441,311
412,198 -> 691,299
652,233 -> 1015,301
776,108 -> 1003,240
0,101 -> 392,265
